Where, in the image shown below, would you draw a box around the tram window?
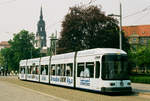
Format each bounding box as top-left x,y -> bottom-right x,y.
27,66 -> 29,74
60,64 -> 65,76
86,62 -> 94,78
20,66 -> 22,73
95,61 -> 100,78
56,64 -> 61,76
33,66 -> 36,74
29,66 -> 31,74
66,63 -> 73,77
51,65 -> 55,75
45,65 -> 48,75
36,66 -> 39,74
41,65 -> 45,75
19,67 -> 21,73
30,66 -> 33,74
23,67 -> 25,74
64,64 -> 66,76
77,63 -> 84,77
21,67 -> 25,74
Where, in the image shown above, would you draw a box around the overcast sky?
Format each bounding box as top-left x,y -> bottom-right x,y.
0,0 -> 150,46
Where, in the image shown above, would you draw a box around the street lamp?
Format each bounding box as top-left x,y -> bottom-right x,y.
49,33 -> 58,56
108,3 -> 122,50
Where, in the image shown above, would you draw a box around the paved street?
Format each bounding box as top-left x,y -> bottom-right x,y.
0,76 -> 150,101
132,83 -> 150,94
0,80 -> 67,101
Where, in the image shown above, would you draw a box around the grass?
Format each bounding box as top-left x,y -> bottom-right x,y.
130,75 -> 150,84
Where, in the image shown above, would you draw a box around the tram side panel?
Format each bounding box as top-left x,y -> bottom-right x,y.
50,63 -> 74,87
19,67 -> 26,80
40,56 -> 50,83
26,58 -> 40,82
19,60 -> 27,80
50,54 -> 75,87
75,55 -> 102,91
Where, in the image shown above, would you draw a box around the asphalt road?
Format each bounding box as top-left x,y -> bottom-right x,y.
0,80 -> 67,101
0,76 -> 150,101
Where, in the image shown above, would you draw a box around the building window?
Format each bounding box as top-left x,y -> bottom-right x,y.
140,38 -> 145,44
132,38 -> 137,43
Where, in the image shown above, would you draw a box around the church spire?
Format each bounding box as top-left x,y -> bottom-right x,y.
36,6 -> 47,48
40,6 -> 43,19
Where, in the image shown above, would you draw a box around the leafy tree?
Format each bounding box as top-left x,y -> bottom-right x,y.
0,30 -> 41,71
128,45 -> 150,74
0,52 -> 5,67
128,49 -> 137,74
135,46 -> 150,73
58,5 -> 130,53
0,48 -> 13,71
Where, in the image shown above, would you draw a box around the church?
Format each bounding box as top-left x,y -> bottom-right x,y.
35,7 -> 47,53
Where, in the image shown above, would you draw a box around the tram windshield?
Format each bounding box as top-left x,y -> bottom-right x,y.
102,54 -> 129,80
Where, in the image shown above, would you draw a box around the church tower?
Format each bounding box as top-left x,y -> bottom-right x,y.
36,6 -> 47,48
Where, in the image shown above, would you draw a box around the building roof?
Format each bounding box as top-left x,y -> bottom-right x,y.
0,41 -> 9,45
122,25 -> 150,37
0,41 -> 10,48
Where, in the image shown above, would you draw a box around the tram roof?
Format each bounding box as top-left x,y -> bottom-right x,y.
27,58 -> 40,65
19,48 -> 126,65
20,60 -> 27,66
51,52 -> 75,60
77,48 -> 126,57
40,56 -> 50,65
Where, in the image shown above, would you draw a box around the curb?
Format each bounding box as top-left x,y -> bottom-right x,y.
138,92 -> 150,96
138,93 -> 150,99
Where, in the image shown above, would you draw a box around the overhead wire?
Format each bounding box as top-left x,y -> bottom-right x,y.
0,0 -> 17,5
132,10 -> 150,24
123,5 -> 150,19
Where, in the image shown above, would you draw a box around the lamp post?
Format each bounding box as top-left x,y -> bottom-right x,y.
108,3 -> 122,50
49,33 -> 58,56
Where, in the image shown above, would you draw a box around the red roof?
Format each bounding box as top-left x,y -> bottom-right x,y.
0,41 -> 10,48
122,25 -> 150,37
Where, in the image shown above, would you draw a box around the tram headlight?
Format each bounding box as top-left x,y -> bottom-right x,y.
110,82 -> 115,86
127,82 -> 131,85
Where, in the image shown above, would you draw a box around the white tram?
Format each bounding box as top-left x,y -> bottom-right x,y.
19,48 -> 132,92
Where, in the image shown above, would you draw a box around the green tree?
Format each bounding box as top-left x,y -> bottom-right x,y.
135,46 -> 150,73
128,49 -> 137,74
0,52 -> 5,67
58,5 -> 129,53
0,48 -> 13,71
0,30 -> 41,71
128,45 -> 150,74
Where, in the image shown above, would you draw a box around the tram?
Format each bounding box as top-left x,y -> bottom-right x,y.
19,48 -> 132,92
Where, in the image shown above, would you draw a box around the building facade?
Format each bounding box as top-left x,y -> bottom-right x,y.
0,41 -> 10,50
35,7 -> 47,49
122,25 -> 150,49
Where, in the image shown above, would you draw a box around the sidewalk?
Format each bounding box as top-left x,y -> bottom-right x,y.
132,83 -> 150,95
